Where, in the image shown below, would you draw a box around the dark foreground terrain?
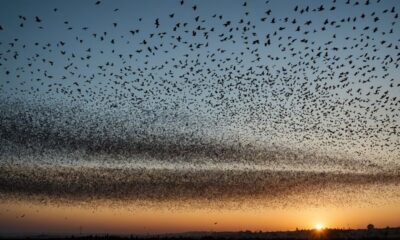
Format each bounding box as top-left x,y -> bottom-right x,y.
3,227 -> 400,240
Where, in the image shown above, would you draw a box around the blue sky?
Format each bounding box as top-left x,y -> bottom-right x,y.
0,0 -> 399,166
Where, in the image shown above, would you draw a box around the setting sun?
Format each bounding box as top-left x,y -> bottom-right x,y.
315,223 -> 324,231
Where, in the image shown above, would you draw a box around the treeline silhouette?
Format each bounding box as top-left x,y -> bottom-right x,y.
4,227 -> 400,240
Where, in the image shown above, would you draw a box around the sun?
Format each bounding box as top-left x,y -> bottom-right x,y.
315,223 -> 324,231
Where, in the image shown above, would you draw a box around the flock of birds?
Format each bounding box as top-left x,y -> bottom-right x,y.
0,0 -> 399,206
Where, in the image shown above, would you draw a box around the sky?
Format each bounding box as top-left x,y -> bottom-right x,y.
0,0 -> 399,236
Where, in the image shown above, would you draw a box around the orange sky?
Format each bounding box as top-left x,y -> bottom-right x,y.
1,169 -> 399,236
1,195 -> 399,236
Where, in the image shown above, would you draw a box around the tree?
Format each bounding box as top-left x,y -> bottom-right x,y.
367,224 -> 374,230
